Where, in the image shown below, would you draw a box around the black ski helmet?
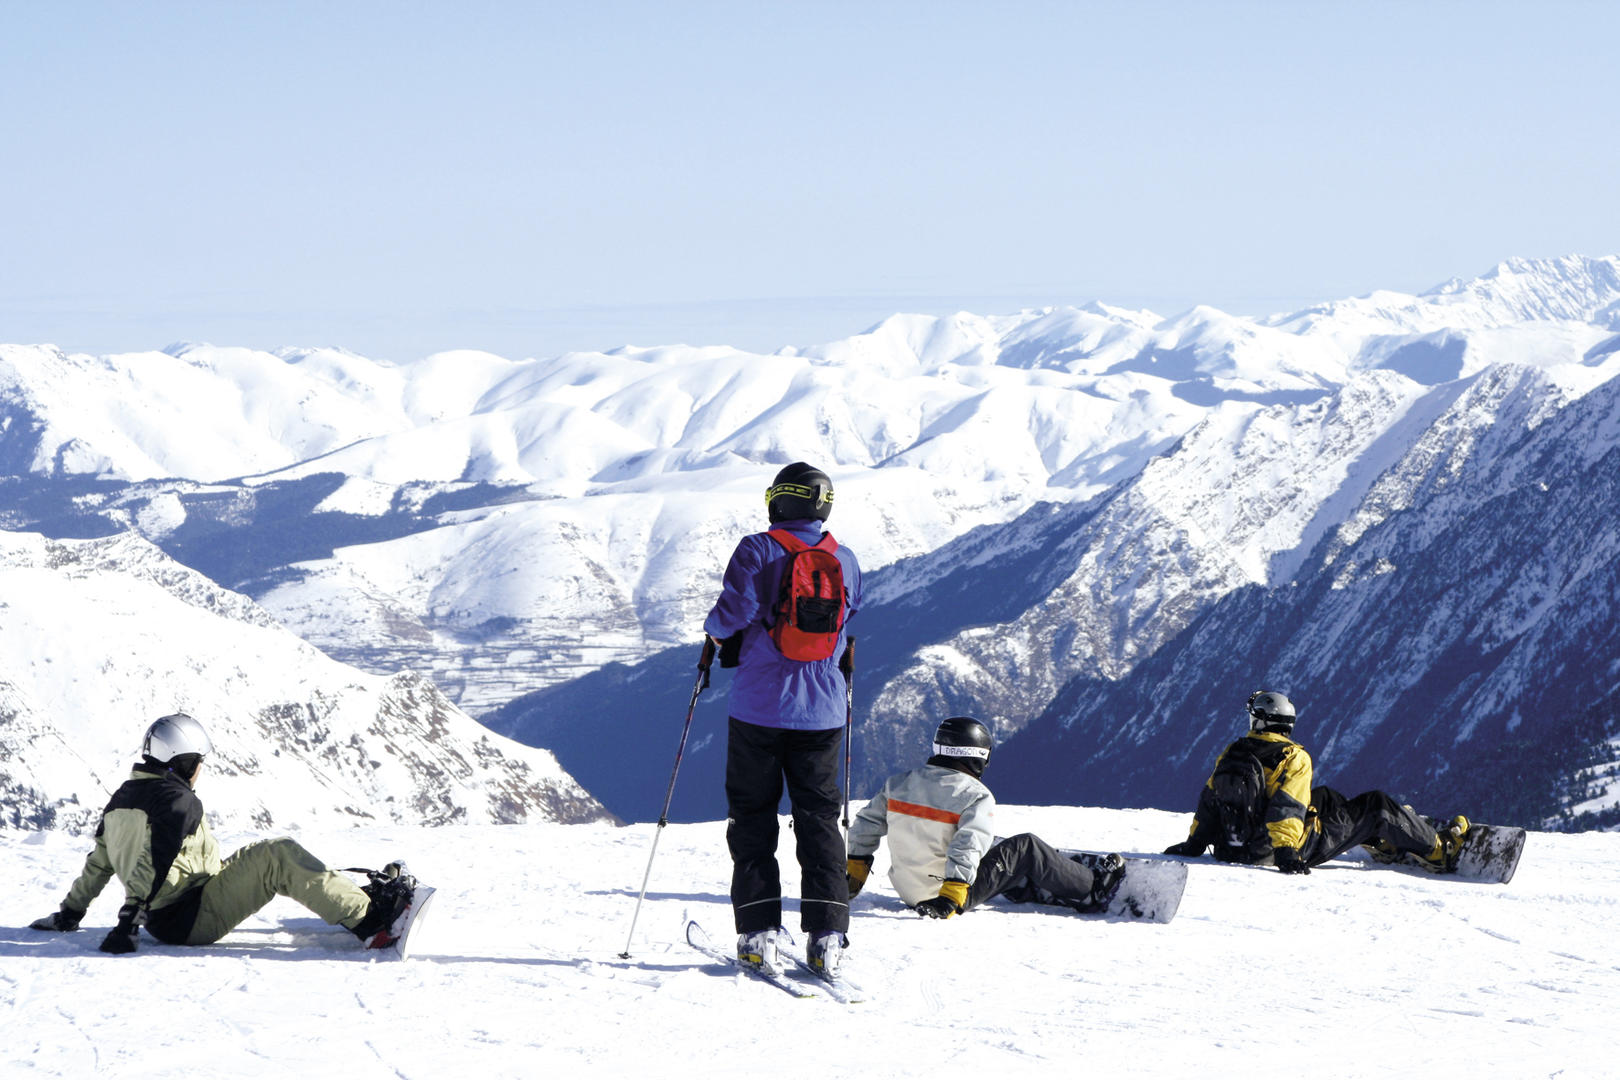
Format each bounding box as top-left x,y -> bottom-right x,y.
765,462 -> 834,523
931,716 -> 993,773
1246,690 -> 1296,733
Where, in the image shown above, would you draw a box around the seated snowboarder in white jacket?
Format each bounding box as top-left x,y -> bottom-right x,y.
845,716 -> 1125,919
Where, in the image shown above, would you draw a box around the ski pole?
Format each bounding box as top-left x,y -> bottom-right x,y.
839,636 -> 856,837
619,636 -> 715,959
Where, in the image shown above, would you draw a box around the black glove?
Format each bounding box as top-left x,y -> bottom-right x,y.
99,903 -> 146,954
29,904 -> 86,932
915,880 -> 967,919
1274,847 -> 1311,875
1164,839 -> 1206,857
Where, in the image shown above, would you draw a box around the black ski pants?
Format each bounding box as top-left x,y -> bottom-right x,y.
1304,786 -> 1438,867
725,718 -> 848,935
964,832 -> 1097,912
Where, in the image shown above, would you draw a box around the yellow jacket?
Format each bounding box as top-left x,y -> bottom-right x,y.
1194,731 -> 1314,854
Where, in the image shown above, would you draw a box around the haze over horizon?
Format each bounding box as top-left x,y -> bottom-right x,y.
4,2 -> 1618,361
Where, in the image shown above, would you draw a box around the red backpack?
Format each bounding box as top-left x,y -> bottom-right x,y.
766,529 -> 846,661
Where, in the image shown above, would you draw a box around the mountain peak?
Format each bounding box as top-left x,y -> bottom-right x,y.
1423,254 -> 1620,323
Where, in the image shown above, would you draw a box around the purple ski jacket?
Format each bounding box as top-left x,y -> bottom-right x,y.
702,518 -> 862,731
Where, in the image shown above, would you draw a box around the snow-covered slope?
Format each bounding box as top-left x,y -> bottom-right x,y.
5,807 -> 1617,1079
0,531 -> 611,831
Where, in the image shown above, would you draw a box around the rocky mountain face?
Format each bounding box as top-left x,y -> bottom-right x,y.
994,363 -> 1620,828
0,531 -> 613,832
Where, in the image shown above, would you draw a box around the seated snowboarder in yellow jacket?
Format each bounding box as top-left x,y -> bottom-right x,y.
1165,691 -> 1468,874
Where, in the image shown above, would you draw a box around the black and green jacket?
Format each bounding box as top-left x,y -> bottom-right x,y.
63,765 -> 222,917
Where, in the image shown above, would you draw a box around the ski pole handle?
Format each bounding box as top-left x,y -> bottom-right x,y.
839,636 -> 856,679
698,636 -> 716,689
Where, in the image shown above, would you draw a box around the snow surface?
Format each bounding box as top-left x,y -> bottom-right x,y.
6,805 -> 1617,1079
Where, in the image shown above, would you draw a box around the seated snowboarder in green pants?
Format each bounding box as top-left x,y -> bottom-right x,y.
28,713 -> 416,954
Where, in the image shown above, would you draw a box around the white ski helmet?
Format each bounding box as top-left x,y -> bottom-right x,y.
142,712 -> 214,765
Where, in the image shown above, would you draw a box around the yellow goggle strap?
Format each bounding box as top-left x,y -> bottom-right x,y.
764,481 -> 833,508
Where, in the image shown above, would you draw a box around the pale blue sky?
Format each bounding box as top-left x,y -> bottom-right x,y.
3,1 -> 1617,361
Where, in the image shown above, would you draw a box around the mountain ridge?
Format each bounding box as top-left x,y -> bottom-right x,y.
5,256 -> 1620,827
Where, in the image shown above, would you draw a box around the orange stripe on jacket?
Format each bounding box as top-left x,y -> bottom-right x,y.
889,799 -> 962,826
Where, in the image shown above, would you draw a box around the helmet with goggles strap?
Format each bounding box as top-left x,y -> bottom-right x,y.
1246,690 -> 1296,734
929,716 -> 993,777
765,462 -> 834,523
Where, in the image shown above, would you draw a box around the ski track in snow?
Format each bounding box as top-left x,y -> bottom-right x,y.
4,805 -> 1618,1079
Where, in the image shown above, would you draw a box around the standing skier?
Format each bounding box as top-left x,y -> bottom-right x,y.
846,716 -> 1125,918
28,713 -> 416,953
704,462 -> 862,978
1164,690 -> 1470,873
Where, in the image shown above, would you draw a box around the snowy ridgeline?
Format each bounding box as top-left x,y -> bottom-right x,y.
0,530 -> 612,832
4,805 -> 1618,1080
4,255 -> 1620,719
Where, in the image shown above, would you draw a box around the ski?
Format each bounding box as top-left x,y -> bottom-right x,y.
783,948 -> 868,1005
684,920 -> 817,999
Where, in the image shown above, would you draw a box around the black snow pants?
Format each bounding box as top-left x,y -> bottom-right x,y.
725,718 -> 848,935
964,832 -> 1097,912
1304,786 -> 1438,867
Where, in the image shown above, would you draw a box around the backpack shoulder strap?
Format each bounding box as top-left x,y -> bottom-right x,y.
766,528 -> 809,554
768,529 -> 838,556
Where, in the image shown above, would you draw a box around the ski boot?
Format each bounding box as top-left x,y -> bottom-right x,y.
1364,839 -> 1403,864
806,930 -> 848,980
352,861 -> 417,949
1423,815 -> 1470,873
1068,852 -> 1126,913
737,927 -> 782,976
1085,852 -> 1127,912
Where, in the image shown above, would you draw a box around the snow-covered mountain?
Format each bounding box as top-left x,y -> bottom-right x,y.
3,255 -> 1610,714
0,530 -> 611,832
6,255 -> 1620,827
483,259 -> 1620,825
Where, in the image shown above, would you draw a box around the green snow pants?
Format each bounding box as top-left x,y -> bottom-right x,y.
175,838 -> 370,945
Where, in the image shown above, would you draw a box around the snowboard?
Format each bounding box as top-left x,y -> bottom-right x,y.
1368,822 -> 1526,884
1453,823 -> 1526,884
383,884 -> 436,960
1002,850 -> 1189,924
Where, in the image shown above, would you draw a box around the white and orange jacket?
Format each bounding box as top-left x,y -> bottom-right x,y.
847,764 -> 996,906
